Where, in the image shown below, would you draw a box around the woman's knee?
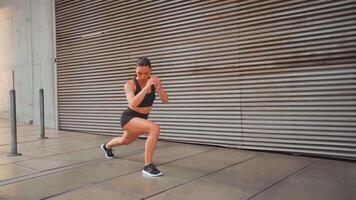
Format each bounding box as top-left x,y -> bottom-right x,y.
149,123 -> 160,136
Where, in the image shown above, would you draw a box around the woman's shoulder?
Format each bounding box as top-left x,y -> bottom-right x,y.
125,79 -> 136,90
126,79 -> 134,84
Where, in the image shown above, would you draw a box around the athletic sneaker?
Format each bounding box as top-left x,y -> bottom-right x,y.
101,143 -> 116,159
142,163 -> 163,177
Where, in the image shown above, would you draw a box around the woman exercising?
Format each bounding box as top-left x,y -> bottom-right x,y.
101,57 -> 169,177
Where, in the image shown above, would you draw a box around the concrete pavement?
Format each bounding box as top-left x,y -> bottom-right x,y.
0,119 -> 355,200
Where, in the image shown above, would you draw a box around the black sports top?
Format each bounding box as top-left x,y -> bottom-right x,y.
134,79 -> 156,107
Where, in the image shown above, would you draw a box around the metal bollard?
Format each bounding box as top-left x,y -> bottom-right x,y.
8,89 -> 21,157
39,89 -> 48,139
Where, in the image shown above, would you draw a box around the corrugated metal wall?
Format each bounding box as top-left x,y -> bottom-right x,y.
55,0 -> 356,159
235,0 -> 356,159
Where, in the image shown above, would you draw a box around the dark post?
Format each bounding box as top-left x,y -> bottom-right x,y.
8,89 -> 21,156
39,88 -> 47,139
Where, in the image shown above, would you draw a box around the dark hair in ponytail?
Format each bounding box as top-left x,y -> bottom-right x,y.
136,57 -> 151,68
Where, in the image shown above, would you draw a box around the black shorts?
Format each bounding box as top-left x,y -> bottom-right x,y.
120,107 -> 149,128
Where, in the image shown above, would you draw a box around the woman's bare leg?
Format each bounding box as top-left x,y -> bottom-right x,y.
117,117 -> 160,165
106,129 -> 141,149
144,122 -> 160,165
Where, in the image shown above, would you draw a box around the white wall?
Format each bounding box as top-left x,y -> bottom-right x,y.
0,0 -> 57,128
0,0 -> 13,121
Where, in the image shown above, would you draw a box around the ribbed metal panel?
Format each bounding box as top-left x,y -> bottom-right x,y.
55,0 -> 356,159
55,0 -> 242,146
235,0 -> 356,159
